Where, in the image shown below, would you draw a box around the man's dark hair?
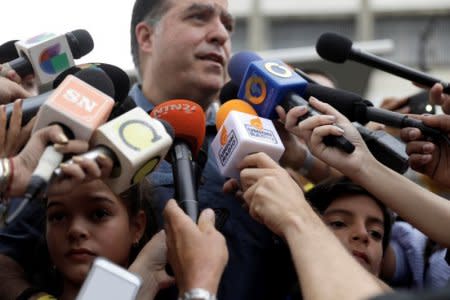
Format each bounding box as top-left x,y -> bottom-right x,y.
130,0 -> 171,76
306,177 -> 393,253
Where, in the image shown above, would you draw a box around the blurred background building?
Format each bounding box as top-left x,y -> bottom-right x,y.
228,0 -> 450,105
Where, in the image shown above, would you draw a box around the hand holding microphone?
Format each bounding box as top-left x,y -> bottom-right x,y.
228,51 -> 355,154
286,97 -> 372,177
54,107 -> 174,194
400,114 -> 450,189
6,67 -> 116,224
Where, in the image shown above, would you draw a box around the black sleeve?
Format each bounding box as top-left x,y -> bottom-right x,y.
0,198 -> 46,269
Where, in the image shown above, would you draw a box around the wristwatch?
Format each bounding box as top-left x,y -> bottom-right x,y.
179,288 -> 217,300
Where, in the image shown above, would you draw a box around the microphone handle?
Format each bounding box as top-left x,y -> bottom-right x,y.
6,146 -> 63,224
0,57 -> 34,78
5,91 -> 50,126
171,141 -> 199,222
365,107 -> 445,142
53,146 -> 116,178
284,93 -> 355,154
350,48 -> 450,94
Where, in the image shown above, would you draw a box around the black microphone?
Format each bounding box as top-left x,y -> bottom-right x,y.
316,32 -> 450,94
302,84 -> 450,144
354,123 -> 409,174
150,100 -> 206,222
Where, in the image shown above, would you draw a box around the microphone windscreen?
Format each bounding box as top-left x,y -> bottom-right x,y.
150,99 -> 206,157
66,29 -> 94,59
74,68 -> 115,99
228,51 -> 262,85
316,32 -> 353,63
0,40 -> 19,63
216,99 -> 257,130
219,81 -> 239,104
53,63 -> 129,103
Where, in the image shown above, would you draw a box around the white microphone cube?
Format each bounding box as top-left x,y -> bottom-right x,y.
92,107 -> 173,194
211,111 -> 285,179
32,75 -> 114,140
15,33 -> 74,86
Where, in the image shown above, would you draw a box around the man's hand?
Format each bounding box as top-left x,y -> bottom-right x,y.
163,199 -> 228,296
233,152 -> 309,237
400,114 -> 450,188
129,231 -> 174,300
429,83 -> 450,114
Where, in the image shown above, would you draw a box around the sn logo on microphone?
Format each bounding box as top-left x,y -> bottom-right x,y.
51,75 -> 115,123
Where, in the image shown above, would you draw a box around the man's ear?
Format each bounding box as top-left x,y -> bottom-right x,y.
135,21 -> 154,55
132,210 -> 147,243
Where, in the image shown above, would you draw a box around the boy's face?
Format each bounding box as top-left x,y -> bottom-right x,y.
140,0 -> 233,107
46,180 -> 142,285
322,194 -> 385,276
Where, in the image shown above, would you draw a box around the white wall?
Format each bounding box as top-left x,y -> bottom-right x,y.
0,1 -> 135,71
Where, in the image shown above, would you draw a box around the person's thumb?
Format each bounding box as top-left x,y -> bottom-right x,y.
197,208 -> 215,232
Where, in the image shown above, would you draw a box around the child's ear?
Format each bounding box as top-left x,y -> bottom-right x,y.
132,210 -> 147,243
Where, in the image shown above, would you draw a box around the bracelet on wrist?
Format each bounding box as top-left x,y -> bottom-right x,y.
0,158 -> 12,201
179,288 -> 217,300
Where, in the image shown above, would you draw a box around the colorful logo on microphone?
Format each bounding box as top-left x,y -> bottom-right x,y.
39,44 -> 70,74
245,75 -> 267,105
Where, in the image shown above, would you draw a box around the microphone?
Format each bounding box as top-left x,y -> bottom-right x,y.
301,83 -> 449,143
354,124 -> 409,174
5,63 -> 128,125
221,79 -> 410,174
316,32 -> 450,94
151,100 -> 206,221
211,99 -> 285,179
0,30 -> 94,88
6,68 -> 115,224
54,107 -> 174,194
228,51 -> 355,154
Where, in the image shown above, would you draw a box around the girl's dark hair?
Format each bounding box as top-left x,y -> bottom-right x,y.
306,177 -> 393,253
121,178 -> 158,262
31,179 -> 157,296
